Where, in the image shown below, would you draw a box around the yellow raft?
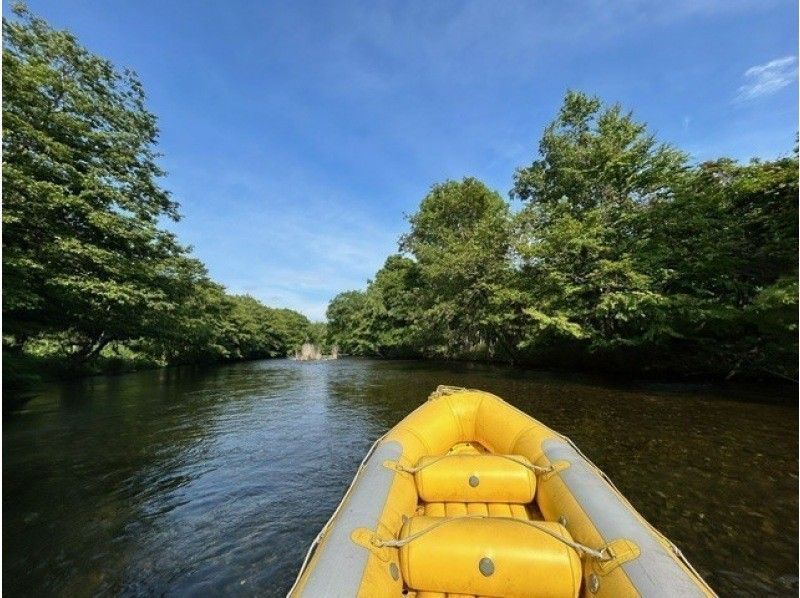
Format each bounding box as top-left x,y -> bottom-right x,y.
289,387 -> 715,598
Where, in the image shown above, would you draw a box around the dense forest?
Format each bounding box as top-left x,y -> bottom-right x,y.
327,92 -> 798,380
2,7 -> 322,391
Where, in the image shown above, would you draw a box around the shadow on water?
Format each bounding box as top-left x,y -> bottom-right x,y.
3,358 -> 797,596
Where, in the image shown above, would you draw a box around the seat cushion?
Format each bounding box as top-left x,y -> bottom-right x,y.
399,516 -> 581,598
415,454 -> 536,503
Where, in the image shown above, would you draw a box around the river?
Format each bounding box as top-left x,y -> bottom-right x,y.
3,359 -> 797,596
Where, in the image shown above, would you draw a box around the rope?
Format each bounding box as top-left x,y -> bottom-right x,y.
494,454 -> 554,475
427,385 -> 469,399
392,453 -> 554,476
372,515 -> 612,562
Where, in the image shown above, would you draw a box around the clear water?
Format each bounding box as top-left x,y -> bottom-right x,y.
3,359 -> 797,596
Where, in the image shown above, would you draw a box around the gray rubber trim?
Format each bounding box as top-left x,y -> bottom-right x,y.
542,439 -> 707,597
300,440 -> 402,597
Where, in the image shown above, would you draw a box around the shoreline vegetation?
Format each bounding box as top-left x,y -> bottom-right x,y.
2,7 -> 797,407
2,7 -> 330,400
325,104 -> 798,381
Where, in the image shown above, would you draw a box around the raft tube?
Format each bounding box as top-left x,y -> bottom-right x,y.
289,387 -> 715,598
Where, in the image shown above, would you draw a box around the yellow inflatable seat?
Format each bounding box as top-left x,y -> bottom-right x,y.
414,454 -> 536,503
399,516 -> 582,598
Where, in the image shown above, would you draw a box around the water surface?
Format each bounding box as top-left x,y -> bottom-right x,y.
4,359 -> 797,596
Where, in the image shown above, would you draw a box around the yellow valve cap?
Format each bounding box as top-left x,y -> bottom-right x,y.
399,516 -> 582,598
415,454 -> 536,503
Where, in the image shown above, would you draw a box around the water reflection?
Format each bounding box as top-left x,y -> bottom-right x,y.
3,359 -> 797,596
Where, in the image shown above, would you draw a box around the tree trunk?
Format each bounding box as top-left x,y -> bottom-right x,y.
70,333 -> 112,364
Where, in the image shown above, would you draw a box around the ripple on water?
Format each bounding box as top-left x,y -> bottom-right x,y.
3,359 -> 797,597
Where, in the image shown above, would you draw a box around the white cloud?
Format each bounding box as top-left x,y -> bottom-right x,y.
736,56 -> 798,101
166,154 -> 406,322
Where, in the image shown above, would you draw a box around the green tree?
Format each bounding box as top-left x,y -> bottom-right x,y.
325,257 -> 423,357
2,7 -> 313,394
268,307 -> 313,354
401,177 -> 517,358
512,90 -> 687,210
305,322 -> 329,352
146,276 -> 233,364
324,90 -> 797,380
2,6 -> 192,361
326,290 -> 372,355
363,255 -> 422,357
511,91 -> 687,357
637,156 -> 799,377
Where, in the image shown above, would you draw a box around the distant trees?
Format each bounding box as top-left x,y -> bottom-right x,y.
2,7 -> 315,387
327,91 -> 798,379
328,179 -> 517,360
326,256 -> 422,358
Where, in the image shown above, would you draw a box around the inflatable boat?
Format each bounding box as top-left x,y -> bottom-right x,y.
289,387 -> 715,598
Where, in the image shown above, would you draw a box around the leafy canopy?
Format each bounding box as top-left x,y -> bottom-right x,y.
327,90 -> 798,379
3,6 -> 316,385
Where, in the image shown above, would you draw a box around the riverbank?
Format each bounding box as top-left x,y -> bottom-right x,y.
420,349 -> 800,385
4,350 -> 158,396
3,349 -> 292,413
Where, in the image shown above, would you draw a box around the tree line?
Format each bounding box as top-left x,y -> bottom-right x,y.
327,92 -> 798,380
4,7 -> 796,388
2,7 -> 320,390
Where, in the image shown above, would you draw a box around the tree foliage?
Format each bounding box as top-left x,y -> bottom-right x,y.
329,91 -> 798,379
2,7 -> 315,389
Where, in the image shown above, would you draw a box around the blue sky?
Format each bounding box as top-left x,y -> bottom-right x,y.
13,1 -> 798,320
